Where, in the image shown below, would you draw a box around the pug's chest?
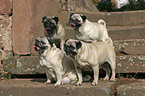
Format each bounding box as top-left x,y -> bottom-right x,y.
49,33 -> 61,40
76,57 -> 90,66
39,57 -> 52,67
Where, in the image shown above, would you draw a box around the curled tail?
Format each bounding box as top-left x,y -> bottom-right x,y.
102,37 -> 113,46
83,75 -> 91,82
98,19 -> 106,27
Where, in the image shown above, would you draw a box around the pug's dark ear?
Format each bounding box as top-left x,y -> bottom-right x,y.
65,39 -> 69,43
70,13 -> 75,17
75,41 -> 82,50
81,15 -> 87,22
52,17 -> 59,24
42,16 -> 47,23
47,39 -> 53,47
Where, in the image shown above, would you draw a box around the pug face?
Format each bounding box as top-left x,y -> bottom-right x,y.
34,36 -> 53,53
42,16 -> 59,36
69,13 -> 87,29
64,39 -> 82,57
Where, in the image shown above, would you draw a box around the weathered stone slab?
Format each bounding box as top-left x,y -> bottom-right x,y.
0,79 -> 113,96
64,27 -> 145,40
0,16 -> 12,51
13,0 -> 60,55
0,0 -> 12,15
61,10 -> 145,26
13,0 -> 33,55
116,55 -> 145,73
64,27 -> 76,39
0,36 -> 3,49
109,27 -> 145,40
3,56 -> 44,74
114,39 -> 145,55
2,55 -> 145,74
117,81 -> 145,96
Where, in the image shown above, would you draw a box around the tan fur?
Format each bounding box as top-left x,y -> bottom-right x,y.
36,36 -> 77,86
71,14 -> 113,45
44,17 -> 65,51
65,39 -> 116,86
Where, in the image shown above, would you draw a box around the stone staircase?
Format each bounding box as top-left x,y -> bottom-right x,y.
2,10 -> 145,75
64,10 -> 145,74
1,10 -> 145,96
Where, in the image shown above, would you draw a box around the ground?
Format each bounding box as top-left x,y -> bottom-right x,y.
0,78 -> 145,96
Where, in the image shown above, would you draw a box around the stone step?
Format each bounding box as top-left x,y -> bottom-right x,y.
65,27 -> 145,55
116,55 -> 145,73
116,79 -> 145,96
0,79 -> 144,96
60,10 -> 145,26
114,39 -> 145,55
0,79 -> 113,96
108,26 -> 145,40
64,26 -> 145,40
2,55 -> 145,74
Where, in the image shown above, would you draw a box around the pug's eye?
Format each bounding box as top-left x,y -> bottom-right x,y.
76,19 -> 80,22
41,41 -> 46,44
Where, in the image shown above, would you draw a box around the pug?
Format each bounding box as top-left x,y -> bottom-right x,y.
69,13 -> 113,45
42,16 -> 65,51
34,36 -> 77,86
64,39 -> 116,86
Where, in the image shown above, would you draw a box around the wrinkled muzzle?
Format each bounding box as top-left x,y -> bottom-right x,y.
64,44 -> 77,56
34,40 -> 48,52
43,20 -> 57,34
69,18 -> 81,29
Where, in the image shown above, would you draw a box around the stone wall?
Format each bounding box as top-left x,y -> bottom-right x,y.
13,0 -> 60,55
0,0 -> 13,61
0,0 -> 13,77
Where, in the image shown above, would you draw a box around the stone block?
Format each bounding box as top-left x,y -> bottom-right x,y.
116,55 -> 145,73
106,11 -> 145,26
117,81 -> 145,96
12,0 -> 33,55
0,36 -> 3,49
2,55 -> 145,74
64,26 -> 145,41
3,56 -> 44,74
0,50 -> 12,60
114,39 -> 145,55
0,80 -> 113,96
0,16 -> 12,51
0,0 -> 12,15
109,27 -> 145,40
13,0 -> 60,55
61,10 -> 145,26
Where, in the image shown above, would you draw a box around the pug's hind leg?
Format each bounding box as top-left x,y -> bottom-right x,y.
101,64 -> 110,81
91,65 -> 99,86
109,59 -> 116,82
103,72 -> 109,81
